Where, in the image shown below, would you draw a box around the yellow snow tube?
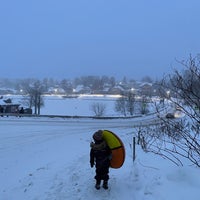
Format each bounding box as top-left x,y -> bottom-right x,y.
102,130 -> 125,169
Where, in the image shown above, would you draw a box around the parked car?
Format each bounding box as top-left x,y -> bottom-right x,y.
165,113 -> 175,119
24,108 -> 32,114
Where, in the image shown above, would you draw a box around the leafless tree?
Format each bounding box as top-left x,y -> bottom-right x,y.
90,102 -> 106,117
136,55 -> 200,167
115,95 -> 127,116
115,91 -> 136,116
21,80 -> 44,115
138,96 -> 149,114
126,91 -> 136,115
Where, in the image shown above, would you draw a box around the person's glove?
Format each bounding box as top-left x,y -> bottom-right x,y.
90,162 -> 94,168
108,154 -> 112,160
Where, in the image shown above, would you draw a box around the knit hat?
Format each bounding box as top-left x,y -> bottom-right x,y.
93,130 -> 103,141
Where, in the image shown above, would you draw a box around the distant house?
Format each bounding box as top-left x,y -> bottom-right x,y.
47,87 -> 66,94
139,82 -> 153,96
74,85 -> 91,94
0,104 -> 20,114
0,102 -> 32,115
0,97 -> 32,115
108,85 -> 125,94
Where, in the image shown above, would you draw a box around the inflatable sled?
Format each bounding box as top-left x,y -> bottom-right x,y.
102,130 -> 125,169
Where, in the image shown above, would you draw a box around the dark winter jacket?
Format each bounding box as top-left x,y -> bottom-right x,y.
90,140 -> 111,168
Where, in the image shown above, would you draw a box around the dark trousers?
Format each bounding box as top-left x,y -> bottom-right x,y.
95,166 -> 109,182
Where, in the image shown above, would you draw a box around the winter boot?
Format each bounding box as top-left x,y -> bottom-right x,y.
103,180 -> 108,190
95,180 -> 101,190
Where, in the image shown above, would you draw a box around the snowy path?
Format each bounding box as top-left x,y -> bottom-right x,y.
1,117 -> 200,200
0,118 -> 136,200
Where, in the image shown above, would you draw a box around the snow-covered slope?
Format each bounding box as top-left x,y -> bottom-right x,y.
0,117 -> 200,200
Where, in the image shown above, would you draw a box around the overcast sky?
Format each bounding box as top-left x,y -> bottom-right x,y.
0,0 -> 199,80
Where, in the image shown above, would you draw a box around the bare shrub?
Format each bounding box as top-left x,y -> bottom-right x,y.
136,55 -> 200,167
90,102 -> 106,117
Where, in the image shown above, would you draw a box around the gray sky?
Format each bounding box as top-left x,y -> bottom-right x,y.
0,0 -> 199,80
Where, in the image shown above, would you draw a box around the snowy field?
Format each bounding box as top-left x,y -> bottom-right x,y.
42,95 -> 119,116
0,95 -> 200,200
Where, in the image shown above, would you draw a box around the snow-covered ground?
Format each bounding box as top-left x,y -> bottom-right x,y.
42,94 -> 118,116
0,95 -> 200,200
1,94 -> 157,116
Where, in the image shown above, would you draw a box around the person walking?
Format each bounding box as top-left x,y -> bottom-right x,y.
90,130 -> 112,190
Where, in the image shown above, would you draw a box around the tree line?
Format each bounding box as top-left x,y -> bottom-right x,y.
0,75 -> 155,115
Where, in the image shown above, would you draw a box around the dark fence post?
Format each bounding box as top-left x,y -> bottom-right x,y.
133,137 -> 136,162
